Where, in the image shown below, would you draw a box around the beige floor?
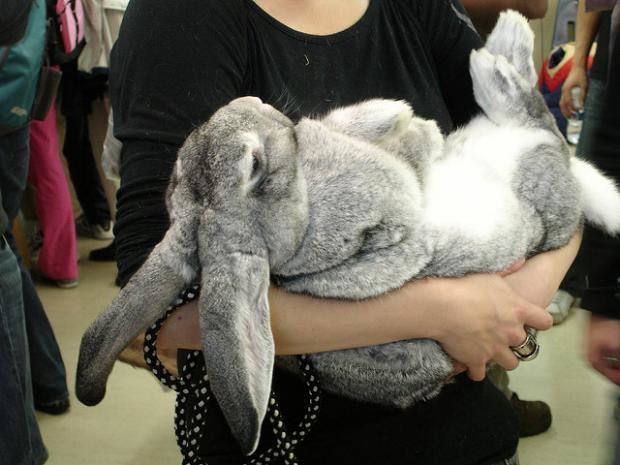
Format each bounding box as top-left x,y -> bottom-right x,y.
35,238 -> 618,465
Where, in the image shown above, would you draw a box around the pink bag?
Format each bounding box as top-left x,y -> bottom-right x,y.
47,0 -> 86,64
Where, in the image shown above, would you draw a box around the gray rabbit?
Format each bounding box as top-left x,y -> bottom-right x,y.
76,11 -> 620,455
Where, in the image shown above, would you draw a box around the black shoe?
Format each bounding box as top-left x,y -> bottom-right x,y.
510,393 -> 552,437
35,397 -> 70,415
89,239 -> 116,262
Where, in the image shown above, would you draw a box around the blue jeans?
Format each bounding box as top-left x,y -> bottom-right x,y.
0,237 -> 48,465
0,126 -> 68,405
575,79 -> 607,160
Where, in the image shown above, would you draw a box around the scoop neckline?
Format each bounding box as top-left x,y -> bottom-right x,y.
246,0 -> 379,44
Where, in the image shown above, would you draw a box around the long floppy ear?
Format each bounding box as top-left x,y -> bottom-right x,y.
76,220 -> 199,406
199,251 -> 274,456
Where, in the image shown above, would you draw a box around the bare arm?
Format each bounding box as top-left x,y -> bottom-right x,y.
559,0 -> 603,116
154,238 -> 589,380
158,231 -> 581,355
461,0 -> 548,34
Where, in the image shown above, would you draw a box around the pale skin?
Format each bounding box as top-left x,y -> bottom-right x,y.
156,227 -> 582,380
559,0 -> 603,117
586,314 -> 620,384
128,0 -> 582,382
461,0 -> 549,35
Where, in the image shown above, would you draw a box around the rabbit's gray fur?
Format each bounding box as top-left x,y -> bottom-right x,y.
76,11 -> 620,455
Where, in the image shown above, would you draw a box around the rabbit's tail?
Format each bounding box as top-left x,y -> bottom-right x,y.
571,157 -> 620,235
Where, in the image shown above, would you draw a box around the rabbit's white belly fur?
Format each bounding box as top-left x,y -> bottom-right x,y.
424,120 -> 555,243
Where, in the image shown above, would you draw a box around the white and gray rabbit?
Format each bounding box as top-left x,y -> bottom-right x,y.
76,11 -> 620,455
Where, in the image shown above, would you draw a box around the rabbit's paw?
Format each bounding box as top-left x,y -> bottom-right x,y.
485,10 -> 537,86
407,118 -> 444,162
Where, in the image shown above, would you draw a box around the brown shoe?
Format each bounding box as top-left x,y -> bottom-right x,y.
510,393 -> 552,437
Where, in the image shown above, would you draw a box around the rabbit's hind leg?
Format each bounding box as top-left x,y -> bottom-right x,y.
470,49 -> 532,125
484,10 -> 537,86
321,99 -> 413,143
387,118 -> 445,181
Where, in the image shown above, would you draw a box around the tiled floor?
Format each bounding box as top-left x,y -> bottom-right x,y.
35,238 -> 618,465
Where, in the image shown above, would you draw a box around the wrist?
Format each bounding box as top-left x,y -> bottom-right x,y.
404,277 -> 457,342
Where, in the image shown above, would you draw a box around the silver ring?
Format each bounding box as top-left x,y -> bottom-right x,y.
603,355 -> 620,369
511,331 -> 540,361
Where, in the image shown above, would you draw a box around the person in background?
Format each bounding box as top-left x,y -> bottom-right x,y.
28,87 -> 80,289
59,59 -> 114,242
0,0 -> 70,420
110,1 -> 579,464
75,0 -> 129,265
0,1 -> 51,463
553,1 -> 612,324
573,2 -> 620,464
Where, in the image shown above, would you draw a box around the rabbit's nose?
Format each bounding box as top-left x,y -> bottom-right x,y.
232,96 -> 263,106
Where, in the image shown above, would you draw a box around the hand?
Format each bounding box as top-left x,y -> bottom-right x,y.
559,67 -> 588,118
434,272 -> 552,382
586,313 -> 620,384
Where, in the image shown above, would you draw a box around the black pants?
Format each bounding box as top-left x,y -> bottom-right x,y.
60,60 -> 111,227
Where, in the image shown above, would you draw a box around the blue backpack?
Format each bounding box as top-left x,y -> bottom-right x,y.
0,0 -> 46,134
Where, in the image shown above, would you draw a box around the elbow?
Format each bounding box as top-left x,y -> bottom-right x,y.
520,0 -> 549,19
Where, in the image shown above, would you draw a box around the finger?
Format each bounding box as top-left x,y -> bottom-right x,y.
467,364 -> 487,382
579,83 -> 588,107
559,90 -> 574,118
521,300 -> 553,331
591,361 -> 620,385
499,258 -> 526,276
492,347 -> 520,371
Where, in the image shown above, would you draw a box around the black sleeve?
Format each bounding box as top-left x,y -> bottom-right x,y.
416,0 -> 483,126
110,0 -> 248,285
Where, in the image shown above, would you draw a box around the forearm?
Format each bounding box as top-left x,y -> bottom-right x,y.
462,0 -> 548,34
268,280 -> 450,354
572,0 -> 602,68
503,228 -> 583,308
158,278 -> 449,354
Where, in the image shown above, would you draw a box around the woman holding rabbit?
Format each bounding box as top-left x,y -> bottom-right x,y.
108,0 -> 579,464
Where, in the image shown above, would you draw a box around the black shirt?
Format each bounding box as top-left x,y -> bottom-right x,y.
110,0 -> 518,463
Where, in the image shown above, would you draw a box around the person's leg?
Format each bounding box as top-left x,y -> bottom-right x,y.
0,232 -> 48,465
574,79 -> 607,160
0,126 -> 70,413
28,100 -> 79,282
548,78 -> 608,324
60,61 -> 112,234
487,364 -> 552,438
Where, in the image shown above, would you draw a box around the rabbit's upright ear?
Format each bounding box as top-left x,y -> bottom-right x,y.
199,251 -> 274,456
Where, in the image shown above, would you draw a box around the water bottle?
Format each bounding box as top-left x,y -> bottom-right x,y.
566,87 -> 584,145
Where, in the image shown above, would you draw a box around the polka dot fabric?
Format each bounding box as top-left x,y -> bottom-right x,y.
144,286 -> 322,465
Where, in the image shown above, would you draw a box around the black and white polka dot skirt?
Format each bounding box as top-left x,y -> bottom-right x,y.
143,286 -> 322,465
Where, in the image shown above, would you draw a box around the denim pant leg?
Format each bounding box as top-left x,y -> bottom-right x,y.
0,239 -> 48,465
575,79 -> 607,160
0,127 -> 69,404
